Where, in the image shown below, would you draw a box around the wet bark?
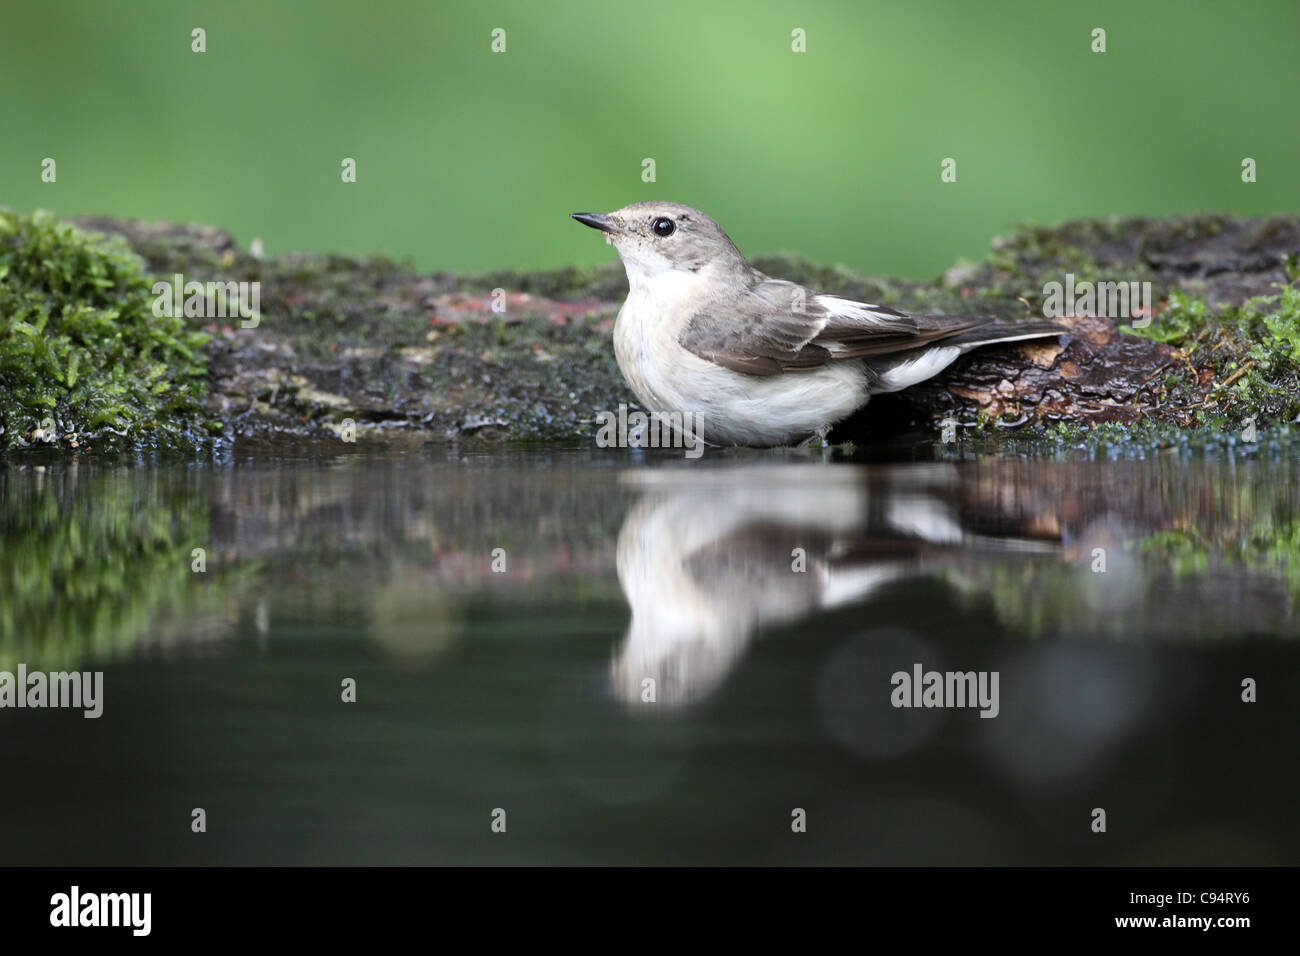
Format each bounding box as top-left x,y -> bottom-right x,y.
75,213 -> 1300,445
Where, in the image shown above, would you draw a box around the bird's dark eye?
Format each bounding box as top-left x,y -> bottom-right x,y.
651,217 -> 676,237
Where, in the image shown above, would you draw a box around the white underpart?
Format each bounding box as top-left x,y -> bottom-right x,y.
870,346 -> 962,393
614,267 -> 873,446
680,359 -> 868,446
617,323 -> 871,446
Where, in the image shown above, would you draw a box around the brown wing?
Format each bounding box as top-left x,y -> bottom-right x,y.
677,279 -> 984,376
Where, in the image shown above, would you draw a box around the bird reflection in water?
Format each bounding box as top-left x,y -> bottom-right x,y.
609,464 -> 1060,709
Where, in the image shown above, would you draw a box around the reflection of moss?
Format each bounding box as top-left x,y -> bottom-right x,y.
973,468 -> 1300,637
973,521 -> 1300,639
0,211 -> 211,452
0,467 -> 230,670
955,561 -> 1096,638
1140,530 -> 1210,575
1141,521 -> 1300,605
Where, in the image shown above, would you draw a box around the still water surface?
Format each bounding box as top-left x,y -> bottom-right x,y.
1,444 -> 1297,864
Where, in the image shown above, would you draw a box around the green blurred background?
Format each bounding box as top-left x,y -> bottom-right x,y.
2,0 -> 1296,280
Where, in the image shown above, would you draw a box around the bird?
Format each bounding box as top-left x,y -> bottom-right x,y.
571,201 -> 1065,448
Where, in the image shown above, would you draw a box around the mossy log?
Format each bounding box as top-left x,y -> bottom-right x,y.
3,211 -> 1296,452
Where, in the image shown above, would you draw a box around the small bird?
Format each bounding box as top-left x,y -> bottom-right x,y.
572,201 -> 1064,447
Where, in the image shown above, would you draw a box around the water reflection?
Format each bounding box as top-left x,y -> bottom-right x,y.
608,457 -> 1298,709
3,453 -> 1297,680
611,464 -> 1059,707
0,450 -> 1296,864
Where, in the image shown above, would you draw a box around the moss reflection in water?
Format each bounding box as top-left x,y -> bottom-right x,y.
1141,524 -> 1300,607
971,462 -> 1300,639
0,465 -> 237,671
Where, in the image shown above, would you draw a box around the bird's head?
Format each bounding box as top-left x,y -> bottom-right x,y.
571,201 -> 747,290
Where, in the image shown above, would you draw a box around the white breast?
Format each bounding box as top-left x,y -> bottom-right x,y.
613,286 -> 871,447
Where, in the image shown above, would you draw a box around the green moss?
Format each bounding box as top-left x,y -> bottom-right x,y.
0,210 -> 210,451
1126,284 -> 1300,357
1120,284 -> 1300,425
986,230 -> 1160,313
1249,284 -> 1300,366
1122,288 -> 1205,344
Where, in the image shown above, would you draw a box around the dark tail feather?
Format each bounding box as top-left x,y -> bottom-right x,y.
938,318 -> 1067,352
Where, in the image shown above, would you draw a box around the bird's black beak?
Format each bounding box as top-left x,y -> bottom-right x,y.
571,212 -> 620,234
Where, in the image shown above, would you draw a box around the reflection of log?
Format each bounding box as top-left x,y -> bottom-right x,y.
74,213 -> 1300,444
